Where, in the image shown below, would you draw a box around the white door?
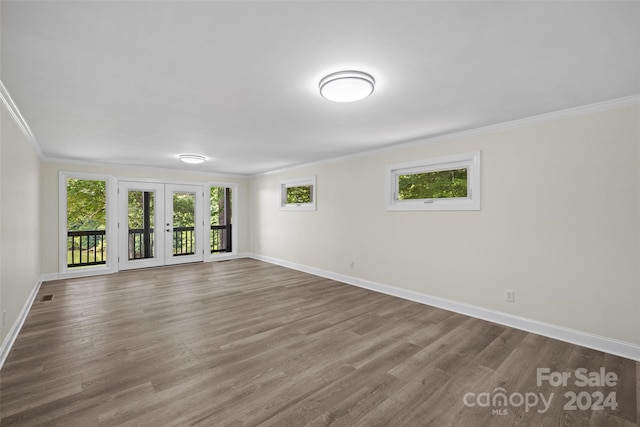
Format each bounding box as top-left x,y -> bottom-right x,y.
164,184 -> 204,265
118,181 -> 204,270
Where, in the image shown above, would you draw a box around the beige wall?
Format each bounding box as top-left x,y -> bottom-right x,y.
0,103 -> 41,343
40,161 -> 250,275
2,96 -> 638,350
249,103 -> 640,345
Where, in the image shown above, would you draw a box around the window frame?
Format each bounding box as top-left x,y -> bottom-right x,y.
59,171 -> 118,277
385,151 -> 481,211
280,176 -> 317,211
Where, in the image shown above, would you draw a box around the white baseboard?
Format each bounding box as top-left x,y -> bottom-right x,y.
14,257 -> 640,366
45,265 -> 117,281
0,279 -> 43,370
249,254 -> 640,362
40,272 -> 61,282
206,252 -> 252,262
40,253 -> 254,282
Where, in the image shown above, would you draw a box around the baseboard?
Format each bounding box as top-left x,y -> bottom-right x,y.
41,253 -> 255,282
249,254 -> 640,362
206,252 -> 252,262
40,272 -> 61,282
0,279 -> 43,370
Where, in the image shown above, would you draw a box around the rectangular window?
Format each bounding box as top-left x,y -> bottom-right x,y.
210,185 -> 233,253
397,168 -> 468,200
61,172 -> 116,277
386,152 -> 480,211
66,178 -> 108,267
280,176 -> 316,211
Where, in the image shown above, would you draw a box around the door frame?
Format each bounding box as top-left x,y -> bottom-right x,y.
164,183 -> 205,266
59,175 -> 240,278
118,181 -> 166,271
118,181 -> 205,271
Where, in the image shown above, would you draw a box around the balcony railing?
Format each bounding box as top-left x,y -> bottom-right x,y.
128,228 -> 155,260
67,230 -> 107,267
68,224 -> 232,267
211,224 -> 232,253
173,226 -> 195,256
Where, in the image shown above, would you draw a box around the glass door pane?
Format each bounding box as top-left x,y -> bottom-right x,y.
172,191 -> 195,256
127,190 -> 155,260
165,184 -> 203,265
210,186 -> 232,253
118,181 -> 165,270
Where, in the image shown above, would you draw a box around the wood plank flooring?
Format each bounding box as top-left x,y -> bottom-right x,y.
0,259 -> 637,426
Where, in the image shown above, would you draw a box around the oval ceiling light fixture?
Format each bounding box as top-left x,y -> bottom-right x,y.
179,154 -> 206,164
319,70 -> 375,103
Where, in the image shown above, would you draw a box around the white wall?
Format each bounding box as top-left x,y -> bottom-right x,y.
39,161 -> 250,276
0,102 -> 41,344
249,102 -> 640,345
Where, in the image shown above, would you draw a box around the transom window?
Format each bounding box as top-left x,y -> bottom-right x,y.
280,176 -> 316,211
386,152 -> 481,211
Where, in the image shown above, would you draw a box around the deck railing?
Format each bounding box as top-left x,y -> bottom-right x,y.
173,226 -> 195,256
68,224 -> 232,267
211,224 -> 232,253
128,228 -> 155,260
67,230 -> 107,267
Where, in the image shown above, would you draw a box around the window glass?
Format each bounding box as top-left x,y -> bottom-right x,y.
281,176 -> 316,211
386,152 -> 480,211
398,168 -> 468,200
286,185 -> 312,204
66,178 -> 107,267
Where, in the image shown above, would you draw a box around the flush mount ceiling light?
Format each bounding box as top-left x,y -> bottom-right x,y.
179,154 -> 206,164
319,70 -> 375,103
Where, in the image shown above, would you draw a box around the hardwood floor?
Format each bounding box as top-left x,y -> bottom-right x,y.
0,259 -> 637,426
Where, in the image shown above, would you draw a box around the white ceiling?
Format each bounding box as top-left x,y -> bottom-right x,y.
2,1 -> 639,176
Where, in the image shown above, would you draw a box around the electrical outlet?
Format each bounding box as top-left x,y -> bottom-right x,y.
505,290 -> 515,303
349,261 -> 355,270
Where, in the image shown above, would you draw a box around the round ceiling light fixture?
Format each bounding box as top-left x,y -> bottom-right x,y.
179,154 -> 206,164
319,70 -> 375,103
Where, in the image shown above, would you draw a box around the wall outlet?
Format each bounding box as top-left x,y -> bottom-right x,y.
505,290 -> 515,303
349,261 -> 355,270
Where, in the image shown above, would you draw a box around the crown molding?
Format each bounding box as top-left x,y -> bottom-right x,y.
42,156 -> 249,180
0,79 -> 42,157
254,94 -> 640,177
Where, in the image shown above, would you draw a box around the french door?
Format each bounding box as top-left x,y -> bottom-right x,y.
118,181 -> 204,270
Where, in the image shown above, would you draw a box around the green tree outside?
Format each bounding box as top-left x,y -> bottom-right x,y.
398,168 -> 468,200
67,179 -> 107,231
172,192 -> 195,228
211,186 -> 232,252
286,185 -> 312,204
67,181 -> 233,262
66,178 -> 107,265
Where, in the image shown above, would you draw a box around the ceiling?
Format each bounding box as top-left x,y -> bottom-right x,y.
2,1 -> 639,176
